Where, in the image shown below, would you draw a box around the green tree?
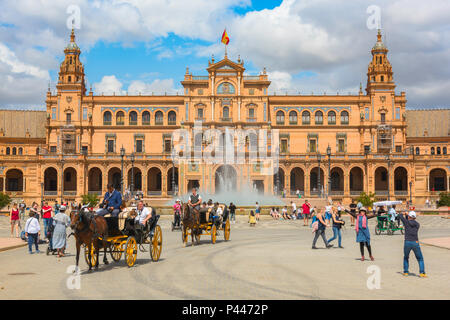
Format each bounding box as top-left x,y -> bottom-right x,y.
437,192 -> 450,207
0,193 -> 12,209
357,191 -> 376,208
81,193 -> 100,207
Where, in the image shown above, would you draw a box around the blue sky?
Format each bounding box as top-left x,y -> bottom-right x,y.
1,0 -> 450,109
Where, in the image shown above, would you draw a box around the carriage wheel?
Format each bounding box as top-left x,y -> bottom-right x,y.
211,225 -> 217,244
375,225 -> 381,235
387,228 -> 393,235
84,243 -> 97,267
125,236 -> 137,267
150,225 -> 162,262
110,241 -> 123,262
181,225 -> 188,245
224,219 -> 230,241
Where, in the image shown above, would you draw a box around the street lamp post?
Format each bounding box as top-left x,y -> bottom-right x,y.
60,158 -> 65,204
327,145 -> 331,198
130,152 -> 135,196
317,153 -> 322,198
120,146 -> 125,193
40,182 -> 44,207
275,168 -> 280,195
386,153 -> 391,201
171,154 -> 176,196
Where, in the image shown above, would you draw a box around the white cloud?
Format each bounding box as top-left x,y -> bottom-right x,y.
93,75 -> 125,95
128,79 -> 180,95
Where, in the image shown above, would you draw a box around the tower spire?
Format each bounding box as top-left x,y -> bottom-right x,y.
70,28 -> 75,43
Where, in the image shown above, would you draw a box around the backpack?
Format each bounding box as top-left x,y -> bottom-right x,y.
20,230 -> 27,241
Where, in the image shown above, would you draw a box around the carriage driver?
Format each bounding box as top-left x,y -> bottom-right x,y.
96,184 -> 122,217
188,187 -> 202,211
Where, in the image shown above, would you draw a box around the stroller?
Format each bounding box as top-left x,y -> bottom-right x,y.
46,218 -> 57,255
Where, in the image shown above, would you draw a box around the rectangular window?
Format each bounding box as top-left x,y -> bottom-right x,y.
381,113 -> 386,123
395,107 -> 400,120
81,146 -> 88,155
83,108 -> 88,120
280,139 -> 288,153
107,140 -> 115,153
136,140 -> 143,153
395,145 -> 402,153
309,139 -> 317,153
365,107 -> 370,120
338,139 -> 345,153
50,146 -> 57,153
197,108 -> 204,120
66,113 -> 71,124
51,108 -> 56,120
264,88 -> 267,95
248,108 -> 255,118
249,88 -> 255,95
164,139 -> 172,153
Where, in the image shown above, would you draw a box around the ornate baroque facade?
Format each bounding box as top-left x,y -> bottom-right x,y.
0,30 -> 449,205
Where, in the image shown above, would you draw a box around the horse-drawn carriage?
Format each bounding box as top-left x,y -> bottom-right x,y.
180,202 -> 231,246
373,201 -> 404,236
71,204 -> 162,270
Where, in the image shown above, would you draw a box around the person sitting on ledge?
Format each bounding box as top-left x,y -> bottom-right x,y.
96,184 -> 122,217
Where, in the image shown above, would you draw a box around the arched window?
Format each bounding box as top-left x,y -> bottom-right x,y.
341,111 -> 349,124
18,147 -> 23,155
444,147 -> 447,155
155,111 -> 163,125
437,147 -> 441,155
116,111 -> 125,125
197,108 -> 204,120
168,111 -> 176,125
6,147 -> 10,155
289,111 -> 297,124
142,111 -> 150,125
276,111 -> 285,124
315,111 -> 323,124
415,147 -> 420,155
217,82 -> 235,94
302,111 -> 310,124
129,111 -> 138,125
431,147 -> 435,155
222,107 -> 230,120
328,111 -> 336,124
12,147 -> 16,155
248,108 -> 255,120
103,111 -> 112,125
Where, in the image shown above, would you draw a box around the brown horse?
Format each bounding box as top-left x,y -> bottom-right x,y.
181,202 -> 202,246
70,204 -> 109,271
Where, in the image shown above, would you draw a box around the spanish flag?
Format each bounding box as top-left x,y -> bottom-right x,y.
221,29 -> 230,45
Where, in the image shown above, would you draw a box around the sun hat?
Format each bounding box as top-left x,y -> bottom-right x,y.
60,205 -> 67,211
408,211 -> 416,218
359,207 -> 367,213
176,199 -> 181,202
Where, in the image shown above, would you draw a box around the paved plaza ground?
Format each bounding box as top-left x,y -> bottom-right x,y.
0,214 -> 449,300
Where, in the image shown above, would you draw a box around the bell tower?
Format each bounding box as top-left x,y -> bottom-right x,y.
57,29 -> 86,94
366,29 -> 395,94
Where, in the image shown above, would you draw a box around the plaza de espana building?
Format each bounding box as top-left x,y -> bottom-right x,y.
0,30 -> 449,206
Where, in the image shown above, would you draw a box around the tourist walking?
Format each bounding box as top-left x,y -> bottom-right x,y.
54,200 -> 60,214
346,207 -> 376,261
229,202 -> 236,223
399,210 -> 427,277
349,200 -> 357,226
255,202 -> 261,221
302,200 -> 311,226
312,209 -> 333,249
42,201 -> 53,240
327,209 -> 345,248
24,211 -> 40,254
291,201 -> 297,220
173,199 -> 181,227
30,202 -> 40,221
19,201 -> 26,221
10,202 -> 21,238
52,205 -> 71,257
296,189 -> 300,198
324,201 -> 333,226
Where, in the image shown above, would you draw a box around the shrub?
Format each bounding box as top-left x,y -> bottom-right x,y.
0,193 -> 12,209
81,194 -> 100,207
437,192 -> 450,207
356,191 -> 376,208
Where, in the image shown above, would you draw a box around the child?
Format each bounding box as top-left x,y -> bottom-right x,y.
24,211 -> 40,254
248,210 -> 256,226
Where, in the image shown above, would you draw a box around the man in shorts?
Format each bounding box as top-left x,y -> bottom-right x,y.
302,200 -> 311,226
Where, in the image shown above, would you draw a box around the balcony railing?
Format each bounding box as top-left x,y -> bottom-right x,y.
375,190 -> 389,195
155,120 -> 163,125
394,190 -> 408,195
63,191 -> 77,196
350,190 -> 363,196
247,117 -> 257,122
103,121 -> 112,125
88,191 -> 102,196
129,121 -> 138,125
221,117 -> 232,122
329,190 -> 344,195
44,191 -> 58,196
147,191 -> 162,196
168,120 -> 177,125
